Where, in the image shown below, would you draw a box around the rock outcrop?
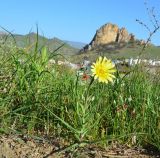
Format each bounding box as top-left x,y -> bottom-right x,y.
81,23 -> 135,52
93,23 -> 119,45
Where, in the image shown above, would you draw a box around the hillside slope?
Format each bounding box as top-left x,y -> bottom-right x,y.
0,32 -> 79,57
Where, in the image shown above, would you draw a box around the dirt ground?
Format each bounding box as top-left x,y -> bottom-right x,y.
0,134 -> 159,158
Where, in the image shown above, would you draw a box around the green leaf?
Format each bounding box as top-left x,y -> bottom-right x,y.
41,47 -> 48,64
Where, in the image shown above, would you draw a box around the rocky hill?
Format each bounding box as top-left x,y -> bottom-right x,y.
72,22 -> 160,62
80,23 -> 135,52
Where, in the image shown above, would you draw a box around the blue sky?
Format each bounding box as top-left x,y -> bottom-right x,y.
0,0 -> 160,45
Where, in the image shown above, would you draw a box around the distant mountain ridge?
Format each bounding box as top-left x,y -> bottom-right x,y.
0,31 -> 7,35
0,32 -> 81,56
64,40 -> 86,49
0,31 -> 85,49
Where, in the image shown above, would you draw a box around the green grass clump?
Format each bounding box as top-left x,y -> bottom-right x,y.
0,41 -> 160,150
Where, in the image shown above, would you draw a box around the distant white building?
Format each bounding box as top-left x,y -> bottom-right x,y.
113,58 -> 160,67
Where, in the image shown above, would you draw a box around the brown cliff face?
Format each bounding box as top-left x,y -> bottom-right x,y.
118,27 -> 131,43
94,23 -> 119,45
82,23 -> 134,52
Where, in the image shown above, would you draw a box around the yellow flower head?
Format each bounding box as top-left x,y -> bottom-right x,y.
91,56 -> 116,83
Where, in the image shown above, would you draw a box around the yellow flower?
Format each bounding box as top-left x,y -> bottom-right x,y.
91,56 -> 116,83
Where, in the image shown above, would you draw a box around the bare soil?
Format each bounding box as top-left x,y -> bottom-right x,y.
0,134 -> 159,158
